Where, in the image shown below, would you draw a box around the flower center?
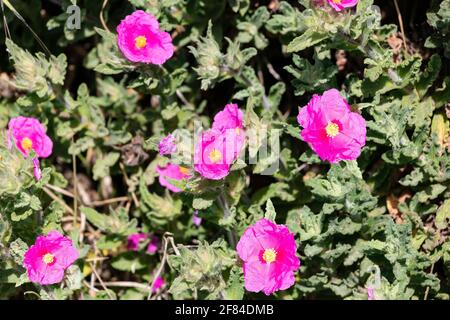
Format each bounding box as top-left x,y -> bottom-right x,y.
325,122 -> 340,138
21,137 -> 33,152
235,127 -> 241,135
42,253 -> 55,265
208,149 -> 222,163
332,0 -> 342,4
262,248 -> 277,263
135,36 -> 147,49
179,166 -> 190,175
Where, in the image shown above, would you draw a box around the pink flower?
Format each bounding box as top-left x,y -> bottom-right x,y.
23,230 -> 79,285
159,134 -> 177,156
194,129 -> 234,180
152,276 -> 165,293
212,103 -> 244,132
127,233 -> 148,251
146,235 -> 160,254
156,163 -> 191,192
297,89 -> 366,163
192,210 -> 202,227
194,103 -> 246,180
236,218 -> 300,296
212,103 -> 246,158
8,116 -> 53,158
327,0 -> 358,11
32,158 -> 42,181
117,10 -> 174,65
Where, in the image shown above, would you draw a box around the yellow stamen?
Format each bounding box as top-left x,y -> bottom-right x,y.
325,122 -> 340,138
209,149 -> 222,163
332,0 -> 342,4
21,137 -> 33,152
42,253 -> 55,265
235,127 -> 241,135
262,248 -> 277,263
135,36 -> 147,49
179,166 -> 190,175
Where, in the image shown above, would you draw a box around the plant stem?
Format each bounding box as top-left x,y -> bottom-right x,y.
424,263 -> 435,300
218,193 -> 237,249
72,138 -> 78,228
393,0 -> 409,56
90,262 -> 114,300
100,0 -> 111,33
147,234 -> 170,300
43,186 -> 74,215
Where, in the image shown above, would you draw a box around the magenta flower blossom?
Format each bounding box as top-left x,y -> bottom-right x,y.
297,89 -> 366,163
8,117 -> 52,182
8,116 -> 53,158
117,10 -> 174,65
32,158 -> 42,181
236,218 -> 300,295
327,0 -> 358,11
194,129 -> 236,180
146,235 -> 160,254
193,103 -> 245,180
23,231 -> 79,285
159,134 -> 177,156
152,276 -> 165,293
212,103 -> 244,132
156,163 -> 191,192
192,210 -> 202,227
212,103 -> 246,158
127,233 -> 148,251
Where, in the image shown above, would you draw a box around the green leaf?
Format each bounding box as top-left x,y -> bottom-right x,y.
97,235 -> 124,250
5,38 -> 67,98
436,200 -> 450,230
0,215 -> 12,245
193,195 -> 216,210
80,207 -> 108,231
223,266 -> 244,300
65,265 -> 82,290
9,238 -> 28,265
111,252 -> 150,272
284,54 -> 337,95
287,30 -> 328,53
80,206 -> 137,235
92,152 -> 120,181
140,178 -> 182,224
264,199 -> 276,221
228,0 -> 250,15
415,54 -> 441,98
14,273 -> 30,287
287,206 -> 323,241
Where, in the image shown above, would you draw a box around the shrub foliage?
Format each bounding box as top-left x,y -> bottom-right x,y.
0,0 -> 449,300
